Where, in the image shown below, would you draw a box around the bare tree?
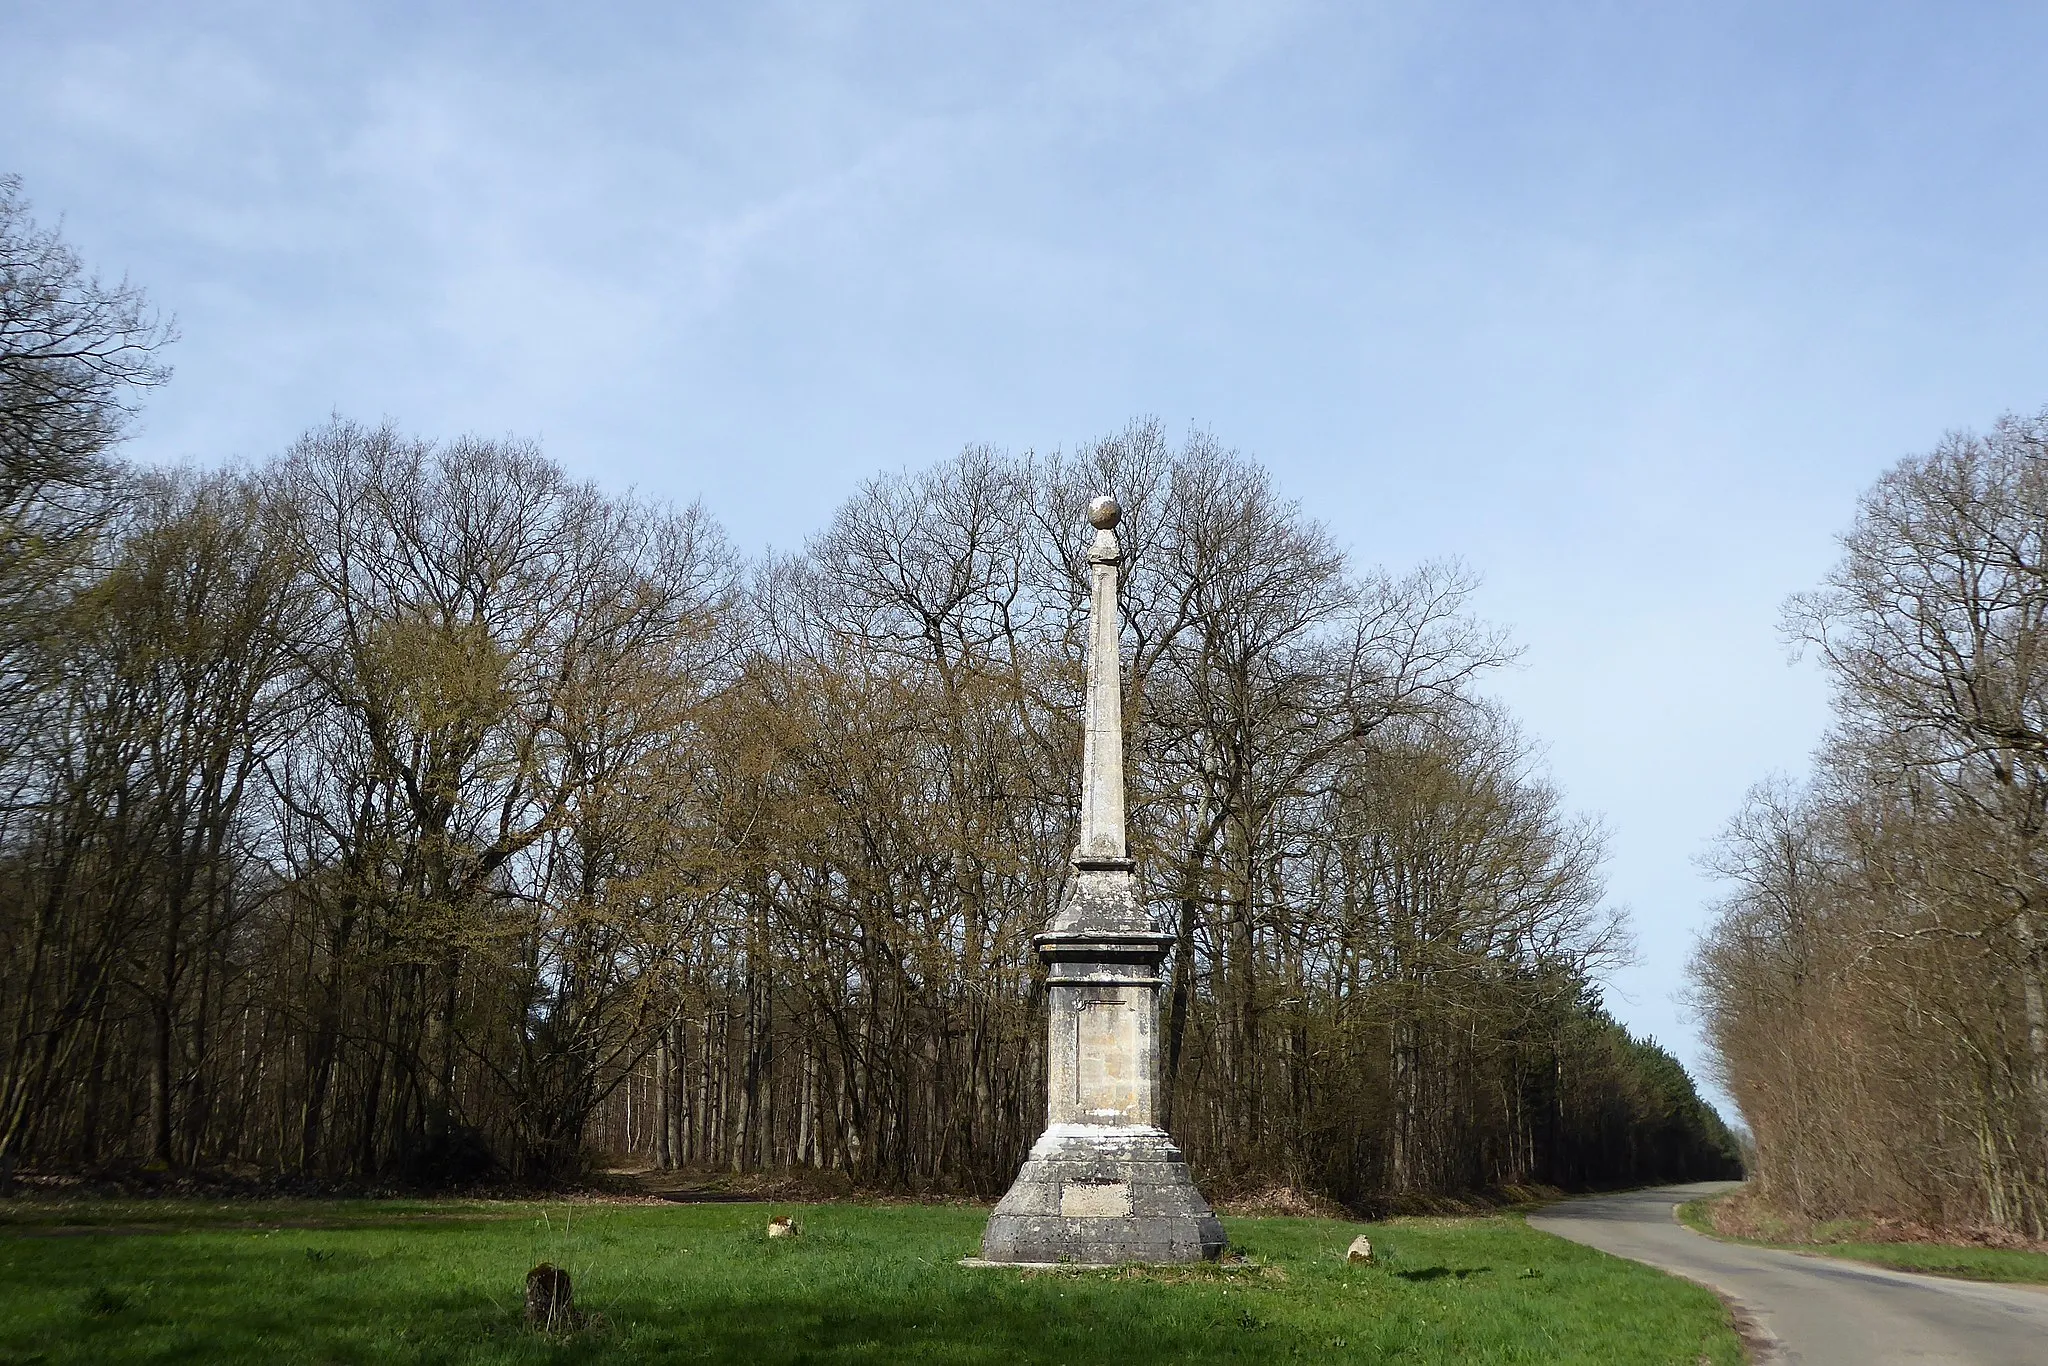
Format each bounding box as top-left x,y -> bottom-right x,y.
0,176 -> 172,735
1700,410 -> 2048,1238
2,414 -> 1734,1199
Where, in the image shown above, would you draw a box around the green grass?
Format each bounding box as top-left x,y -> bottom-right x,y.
1675,1196 -> 2048,1284
0,1199 -> 1743,1364
0,1196 -> 518,1231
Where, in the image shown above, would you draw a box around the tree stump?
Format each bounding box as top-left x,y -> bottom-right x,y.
525,1263 -> 581,1331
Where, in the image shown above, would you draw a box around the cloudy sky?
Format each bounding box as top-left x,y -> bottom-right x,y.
8,1 -> 2047,1111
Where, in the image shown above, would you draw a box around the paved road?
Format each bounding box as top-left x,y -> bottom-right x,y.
1527,1182 -> 2048,1365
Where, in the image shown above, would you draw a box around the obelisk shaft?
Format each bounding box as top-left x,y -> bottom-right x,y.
1077,524 -> 1127,863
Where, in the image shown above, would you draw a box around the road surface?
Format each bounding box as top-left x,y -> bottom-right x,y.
1527,1182 -> 2048,1364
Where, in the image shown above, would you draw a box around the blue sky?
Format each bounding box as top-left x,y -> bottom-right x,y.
9,1 -> 2048,1112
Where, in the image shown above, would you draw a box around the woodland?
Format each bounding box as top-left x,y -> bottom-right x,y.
0,176 -> 1737,1205
1695,411 -> 2048,1241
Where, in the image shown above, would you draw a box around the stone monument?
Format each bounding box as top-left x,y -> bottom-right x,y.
980,495 -> 1226,1265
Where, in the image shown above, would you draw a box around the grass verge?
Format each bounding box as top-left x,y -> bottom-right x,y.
1676,1189 -> 2048,1284
0,1199 -> 1743,1363
0,1195 -> 522,1232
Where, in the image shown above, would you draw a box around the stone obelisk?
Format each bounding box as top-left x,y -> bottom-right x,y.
981,495 -> 1225,1265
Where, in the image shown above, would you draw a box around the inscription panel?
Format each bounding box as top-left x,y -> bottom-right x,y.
1076,999 -> 1139,1120
1060,1181 -> 1133,1218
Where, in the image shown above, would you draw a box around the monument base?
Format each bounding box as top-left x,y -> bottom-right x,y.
981,1123 -> 1225,1265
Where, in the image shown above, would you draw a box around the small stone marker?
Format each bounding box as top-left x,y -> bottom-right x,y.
1346,1235 -> 1374,1264
525,1263 -> 580,1330
767,1216 -> 797,1239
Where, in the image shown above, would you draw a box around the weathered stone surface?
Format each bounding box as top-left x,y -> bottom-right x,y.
1039,880 -> 1168,1132
1044,863 -> 1158,938
1060,1181 -> 1132,1218
1075,511 -> 1128,863
983,1124 -> 1225,1265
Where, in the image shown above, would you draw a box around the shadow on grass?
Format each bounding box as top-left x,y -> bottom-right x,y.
1393,1265 -> 1491,1282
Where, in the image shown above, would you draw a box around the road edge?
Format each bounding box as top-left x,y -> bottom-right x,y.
1673,1188 -> 2048,1289
1657,1200 -> 1784,1365
1522,1187 -> 1777,1366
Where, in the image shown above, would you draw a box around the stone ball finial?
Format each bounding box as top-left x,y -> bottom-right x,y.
1087,496 -> 1122,530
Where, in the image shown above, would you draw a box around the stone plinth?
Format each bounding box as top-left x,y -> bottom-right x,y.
981,1123 -> 1226,1265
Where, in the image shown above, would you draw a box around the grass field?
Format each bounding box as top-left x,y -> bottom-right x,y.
0,1198 -> 1743,1364
1675,1194 -> 2048,1285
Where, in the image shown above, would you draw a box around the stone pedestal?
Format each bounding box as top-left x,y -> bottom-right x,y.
980,862 -> 1225,1265
981,1122 -> 1225,1264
